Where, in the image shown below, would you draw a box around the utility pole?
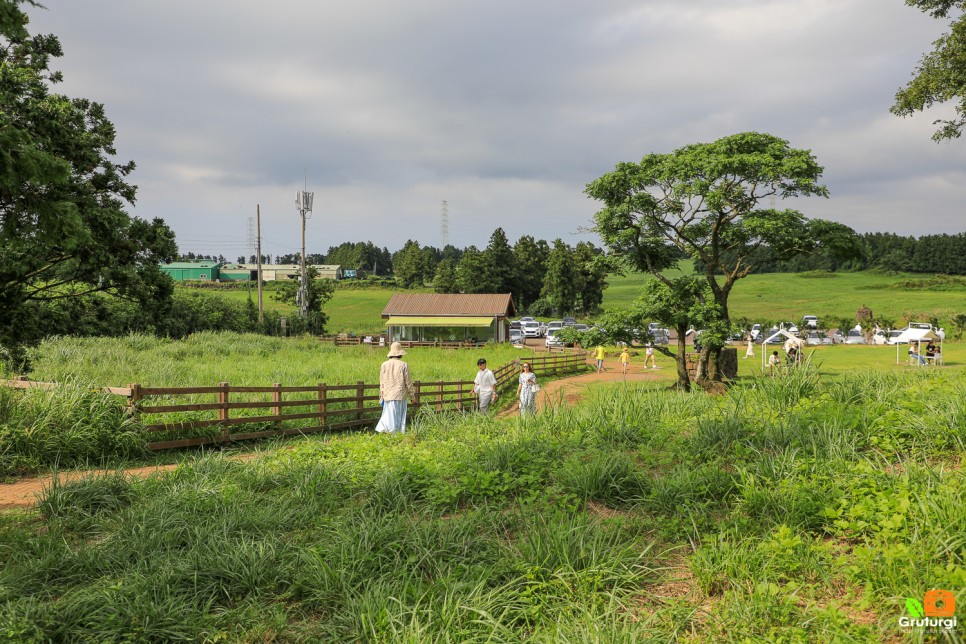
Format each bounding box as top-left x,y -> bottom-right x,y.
440,200 -> 449,248
256,205 -> 264,323
296,189 -> 314,318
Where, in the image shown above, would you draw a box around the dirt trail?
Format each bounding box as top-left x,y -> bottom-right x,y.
498,356 -> 666,417
0,356 -> 666,509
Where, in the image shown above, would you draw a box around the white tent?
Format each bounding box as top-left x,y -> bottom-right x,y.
760,329 -> 802,371
896,329 -> 943,366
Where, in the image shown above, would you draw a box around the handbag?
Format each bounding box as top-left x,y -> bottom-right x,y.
532,383 -> 540,393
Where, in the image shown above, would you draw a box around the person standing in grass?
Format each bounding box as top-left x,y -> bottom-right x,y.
595,345 -> 606,373
619,347 -> 630,374
644,343 -> 657,369
376,341 -> 415,434
768,350 -> 781,375
745,337 -> 754,359
474,358 -> 497,413
517,362 -> 538,416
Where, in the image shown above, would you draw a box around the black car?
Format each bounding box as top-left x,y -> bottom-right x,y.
562,317 -> 577,327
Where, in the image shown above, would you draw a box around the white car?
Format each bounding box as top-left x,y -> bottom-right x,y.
509,328 -> 524,344
546,320 -> 564,333
845,329 -> 867,345
545,328 -> 565,348
885,330 -> 905,345
750,324 -> 762,341
804,330 -> 828,346
802,315 -> 819,329
521,321 -> 542,338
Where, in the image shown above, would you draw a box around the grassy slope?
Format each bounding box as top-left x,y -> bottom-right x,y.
2,366 -> 964,641
603,271 -> 966,326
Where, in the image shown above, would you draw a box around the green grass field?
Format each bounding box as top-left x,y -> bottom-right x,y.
2,364 -> 964,640
603,271 -> 966,329
203,270 -> 966,336
203,286 -> 398,334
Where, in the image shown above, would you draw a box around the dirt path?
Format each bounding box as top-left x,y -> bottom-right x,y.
498,355 -> 666,417
0,355 -> 666,509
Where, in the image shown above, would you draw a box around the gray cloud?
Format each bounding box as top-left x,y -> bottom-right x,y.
27,0 -> 966,257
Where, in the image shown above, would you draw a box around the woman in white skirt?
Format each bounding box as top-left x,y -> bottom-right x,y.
516,362 -> 538,416
376,342 -> 415,434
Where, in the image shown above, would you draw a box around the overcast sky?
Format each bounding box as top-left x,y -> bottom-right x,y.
27,0 -> 966,258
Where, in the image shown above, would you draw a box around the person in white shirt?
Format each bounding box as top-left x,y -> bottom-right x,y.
473,358 -> 498,413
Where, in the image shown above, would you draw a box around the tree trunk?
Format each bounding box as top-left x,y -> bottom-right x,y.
674,325 -> 691,392
705,347 -> 722,381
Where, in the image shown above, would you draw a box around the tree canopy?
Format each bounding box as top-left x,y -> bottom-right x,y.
1,1 -> 176,352
893,0 -> 966,140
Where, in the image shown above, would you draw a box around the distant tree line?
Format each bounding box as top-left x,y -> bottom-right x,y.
740,232 -> 966,275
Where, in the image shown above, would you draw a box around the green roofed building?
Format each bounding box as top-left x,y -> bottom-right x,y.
382,293 -> 516,343
160,261 -> 222,281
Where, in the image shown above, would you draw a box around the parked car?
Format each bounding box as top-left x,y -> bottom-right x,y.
509,328 -> 524,343
845,329 -> 867,345
750,324 -> 762,341
519,316 -> 536,323
781,322 -> 800,335
545,328 -> 565,348
830,330 -> 846,344
509,320 -> 522,330
521,321 -> 542,338
764,327 -> 782,343
546,321 -> 564,335
562,317 -> 577,327
871,330 -> 888,345
575,324 -> 590,331
802,315 -> 819,329
804,330 -> 829,346
885,330 -> 905,345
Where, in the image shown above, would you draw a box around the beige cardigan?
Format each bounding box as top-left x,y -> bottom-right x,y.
379,358 -> 415,401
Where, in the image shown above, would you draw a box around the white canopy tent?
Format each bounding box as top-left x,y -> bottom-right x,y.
760,329 -> 804,371
896,329 -> 942,366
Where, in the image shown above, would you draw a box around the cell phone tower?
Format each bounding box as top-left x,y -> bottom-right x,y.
440,200 -> 449,248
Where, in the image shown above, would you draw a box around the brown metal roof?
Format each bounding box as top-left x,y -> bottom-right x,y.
382,293 -> 516,318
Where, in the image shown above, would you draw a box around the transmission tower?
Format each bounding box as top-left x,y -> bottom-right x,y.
440,200 -> 449,248
247,217 -> 256,263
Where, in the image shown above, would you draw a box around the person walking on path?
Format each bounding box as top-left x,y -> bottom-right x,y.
745,337 -> 754,359
473,358 -> 497,413
644,343 -> 657,369
517,362 -> 538,416
595,345 -> 606,373
619,347 -> 630,374
376,341 -> 415,434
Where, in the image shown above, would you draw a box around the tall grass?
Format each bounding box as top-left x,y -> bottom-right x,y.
2,364 -> 966,640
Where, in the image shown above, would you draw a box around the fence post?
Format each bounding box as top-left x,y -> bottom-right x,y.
318,383 -> 327,430
356,381 -> 364,423
437,379 -> 443,411
414,381 -> 422,409
127,383 -> 142,418
218,382 -> 230,442
272,383 -> 282,431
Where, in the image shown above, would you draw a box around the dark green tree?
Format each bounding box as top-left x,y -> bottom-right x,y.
392,240 -> 431,288
0,1 -> 177,356
483,227 -> 518,295
540,239 -> 580,316
271,267 -> 333,332
573,241 -> 607,314
512,235 -> 549,308
893,0 -> 966,140
455,246 -> 496,293
432,258 -> 459,293
587,132 -> 853,381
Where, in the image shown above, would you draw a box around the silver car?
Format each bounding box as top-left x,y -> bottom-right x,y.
845,329 -> 866,345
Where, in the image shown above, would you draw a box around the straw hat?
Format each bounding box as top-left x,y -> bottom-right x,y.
387,341 -> 407,357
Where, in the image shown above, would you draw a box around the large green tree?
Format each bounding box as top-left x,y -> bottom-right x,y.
512,235 -> 549,308
587,132 -> 855,381
1,1 -> 177,356
392,240 -> 432,288
892,0 -> 966,140
483,227 -> 518,296
540,239 -> 580,316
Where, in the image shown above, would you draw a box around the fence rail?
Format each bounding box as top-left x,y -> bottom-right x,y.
2,351 -> 587,451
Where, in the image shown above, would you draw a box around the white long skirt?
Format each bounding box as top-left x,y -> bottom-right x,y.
375,400 -> 408,434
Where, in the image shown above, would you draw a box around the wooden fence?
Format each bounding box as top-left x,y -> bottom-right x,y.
2,351 -> 587,451
319,336 -> 487,350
